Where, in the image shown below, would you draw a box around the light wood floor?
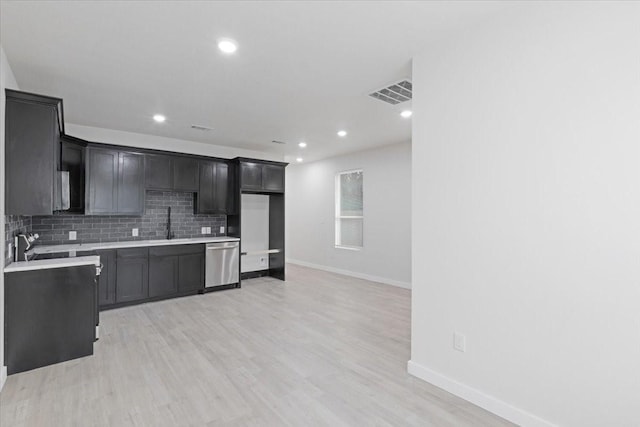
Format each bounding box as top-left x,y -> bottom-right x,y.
1,264 -> 513,426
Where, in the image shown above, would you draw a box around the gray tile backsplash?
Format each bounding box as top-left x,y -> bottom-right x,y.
31,191 -> 226,246
4,215 -> 32,266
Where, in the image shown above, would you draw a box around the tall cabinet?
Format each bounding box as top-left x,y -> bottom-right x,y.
229,158 -> 288,282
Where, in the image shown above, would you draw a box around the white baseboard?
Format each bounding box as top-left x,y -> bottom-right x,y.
407,360 -> 556,427
0,366 -> 7,392
286,258 -> 411,289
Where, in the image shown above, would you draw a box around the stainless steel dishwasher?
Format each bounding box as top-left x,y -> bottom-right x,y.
205,241 -> 240,288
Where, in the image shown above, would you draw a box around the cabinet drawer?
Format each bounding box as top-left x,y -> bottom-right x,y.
171,244 -> 204,256
149,244 -> 204,257
117,247 -> 148,259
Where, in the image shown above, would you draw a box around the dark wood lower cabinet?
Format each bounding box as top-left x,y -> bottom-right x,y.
148,245 -> 204,297
178,251 -> 204,292
115,248 -> 149,303
97,249 -> 117,307
5,265 -> 97,375
99,244 -> 204,310
149,249 -> 179,298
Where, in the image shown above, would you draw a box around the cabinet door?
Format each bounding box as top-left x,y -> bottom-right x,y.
240,162 -> 262,190
117,152 -> 145,214
149,252 -> 179,298
145,154 -> 172,190
198,161 -> 230,214
61,139 -> 85,213
5,96 -> 58,215
87,148 -> 119,214
5,266 -> 96,375
178,252 -> 204,292
263,164 -> 285,192
116,248 -> 149,303
173,157 -> 199,191
197,161 -> 216,213
214,162 -> 229,212
97,249 -> 117,307
226,162 -> 238,215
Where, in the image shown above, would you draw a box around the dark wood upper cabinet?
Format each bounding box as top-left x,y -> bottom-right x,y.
145,154 -> 173,190
239,161 -> 286,193
173,157 -> 199,191
197,161 -> 233,214
240,162 -> 263,190
263,164 -> 285,192
5,90 -> 63,215
214,162 -> 229,212
145,154 -> 198,192
117,152 -> 145,214
226,162 -> 238,215
60,136 -> 86,214
86,148 -> 119,214
197,161 -> 216,213
86,147 -> 145,215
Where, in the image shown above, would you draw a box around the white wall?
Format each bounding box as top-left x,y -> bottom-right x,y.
409,3 -> 640,427
241,194 -> 270,273
286,142 -> 411,288
66,123 -> 283,161
0,45 -> 20,390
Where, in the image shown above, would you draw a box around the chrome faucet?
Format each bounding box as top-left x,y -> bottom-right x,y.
166,206 -> 175,240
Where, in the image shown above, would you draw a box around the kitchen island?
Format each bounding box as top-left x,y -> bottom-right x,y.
4,257 -> 101,375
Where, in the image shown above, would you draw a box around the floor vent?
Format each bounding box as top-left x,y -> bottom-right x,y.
369,79 -> 412,105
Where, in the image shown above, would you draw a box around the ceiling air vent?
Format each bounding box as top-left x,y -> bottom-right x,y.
191,124 -> 213,131
271,140 -> 287,145
369,79 -> 412,105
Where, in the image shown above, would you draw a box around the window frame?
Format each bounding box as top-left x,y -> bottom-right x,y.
334,169 -> 364,250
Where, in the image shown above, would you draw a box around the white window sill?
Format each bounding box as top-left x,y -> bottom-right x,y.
335,245 -> 363,251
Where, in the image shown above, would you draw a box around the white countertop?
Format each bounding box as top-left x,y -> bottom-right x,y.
4,256 -> 101,273
32,236 -> 240,254
4,237 -> 239,273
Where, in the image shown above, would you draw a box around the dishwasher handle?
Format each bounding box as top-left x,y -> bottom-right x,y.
206,243 -> 239,251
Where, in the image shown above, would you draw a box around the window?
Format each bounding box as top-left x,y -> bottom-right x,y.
335,169 -> 363,249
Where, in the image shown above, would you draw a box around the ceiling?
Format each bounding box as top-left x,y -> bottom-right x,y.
0,1 -> 506,162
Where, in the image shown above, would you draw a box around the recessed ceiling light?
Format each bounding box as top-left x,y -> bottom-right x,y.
400,110 -> 413,118
217,38 -> 238,54
153,114 -> 166,123
337,130 -> 347,137
298,142 -> 307,148
296,157 -> 303,163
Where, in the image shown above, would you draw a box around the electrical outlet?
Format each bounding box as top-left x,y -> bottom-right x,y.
206,227 -> 212,234
132,228 -> 139,237
220,226 -> 225,234
201,227 -> 207,235
454,332 -> 466,352
259,257 -> 267,267
69,231 -> 77,241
